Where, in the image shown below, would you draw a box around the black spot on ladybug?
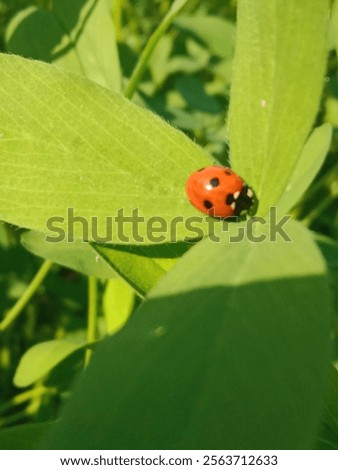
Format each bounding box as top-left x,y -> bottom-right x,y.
224,170 -> 232,176
209,177 -> 219,187
204,200 -> 213,209
225,193 -> 235,205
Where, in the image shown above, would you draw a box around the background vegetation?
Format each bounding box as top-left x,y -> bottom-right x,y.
0,0 -> 337,449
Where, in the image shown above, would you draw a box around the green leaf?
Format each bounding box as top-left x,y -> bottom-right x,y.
14,340 -> 86,388
229,0 -> 329,216
167,40 -> 210,75
21,230 -> 118,279
175,15 -> 236,59
0,422 -> 53,450
21,230 -> 188,295
277,124 -> 332,215
6,0 -> 122,92
103,278 -> 135,335
44,219 -> 331,449
0,53 -> 213,244
94,243 -> 188,296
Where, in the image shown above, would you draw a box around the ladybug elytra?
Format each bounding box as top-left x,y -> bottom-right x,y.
186,166 -> 255,218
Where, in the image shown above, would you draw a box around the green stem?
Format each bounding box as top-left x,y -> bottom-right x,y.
0,259 -> 53,332
123,1 -> 183,99
85,276 -> 98,366
113,0 -> 122,41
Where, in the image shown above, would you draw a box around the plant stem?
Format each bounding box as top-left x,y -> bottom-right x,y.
0,259 -> 53,332
112,0 -> 122,41
85,276 -> 98,366
124,23 -> 167,99
123,0 -> 186,99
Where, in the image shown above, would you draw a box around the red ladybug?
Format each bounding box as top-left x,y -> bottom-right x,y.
186,166 -> 254,218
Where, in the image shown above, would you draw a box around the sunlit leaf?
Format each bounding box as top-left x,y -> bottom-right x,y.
0,53 -> 213,244
229,0 -> 329,216
103,279 -> 135,335
14,340 -> 86,388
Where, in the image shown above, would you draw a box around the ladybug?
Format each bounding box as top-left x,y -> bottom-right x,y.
186,166 -> 255,218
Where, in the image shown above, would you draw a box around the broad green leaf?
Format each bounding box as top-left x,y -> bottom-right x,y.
229,0 -> 329,216
21,230 -> 118,279
103,279 -> 135,334
44,219 -> 331,449
0,53 -> 213,244
277,124 -> 332,215
175,15 -> 235,59
0,422 -> 53,450
6,0 -> 121,93
14,340 -> 86,388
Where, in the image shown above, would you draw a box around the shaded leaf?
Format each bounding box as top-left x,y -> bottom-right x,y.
94,243 -> 188,296
0,422 -> 53,450
6,0 -> 122,92
175,76 -> 221,114
44,220 -> 331,449
21,230 -> 118,279
175,15 -> 235,59
315,364 -> 338,450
